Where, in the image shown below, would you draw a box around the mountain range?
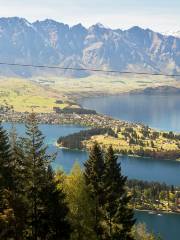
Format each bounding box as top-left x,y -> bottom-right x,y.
0,17 -> 179,77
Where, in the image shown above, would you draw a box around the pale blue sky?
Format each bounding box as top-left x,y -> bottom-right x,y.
0,0 -> 179,31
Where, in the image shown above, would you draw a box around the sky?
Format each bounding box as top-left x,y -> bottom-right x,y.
0,0 -> 179,32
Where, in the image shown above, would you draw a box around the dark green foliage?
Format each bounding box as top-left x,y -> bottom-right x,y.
38,166 -> 71,240
84,143 -> 135,240
0,124 -> 13,189
162,131 -> 176,140
0,115 -> 71,240
152,132 -> 160,140
0,123 -> 15,239
21,113 -> 70,239
54,106 -> 96,114
84,142 -> 105,238
103,146 -> 135,240
22,113 -> 52,239
84,142 -> 105,200
9,126 -> 29,239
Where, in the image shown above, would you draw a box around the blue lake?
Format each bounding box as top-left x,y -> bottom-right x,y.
135,211 -> 180,240
80,94 -> 180,133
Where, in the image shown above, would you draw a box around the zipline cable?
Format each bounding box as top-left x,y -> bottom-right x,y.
0,62 -> 179,77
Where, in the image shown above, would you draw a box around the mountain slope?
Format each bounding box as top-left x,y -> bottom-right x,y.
0,17 -> 179,77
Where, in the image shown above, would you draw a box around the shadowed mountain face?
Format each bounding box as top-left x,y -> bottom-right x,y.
0,17 -> 179,77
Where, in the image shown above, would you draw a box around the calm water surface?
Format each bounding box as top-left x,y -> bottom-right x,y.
135,211 -> 180,240
80,94 -> 180,132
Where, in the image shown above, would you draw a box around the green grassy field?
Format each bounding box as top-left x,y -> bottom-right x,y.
0,75 -> 179,112
0,78 -> 78,112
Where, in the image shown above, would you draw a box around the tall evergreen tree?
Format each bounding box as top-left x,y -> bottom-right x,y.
22,113 -> 50,239
39,166 -> 71,240
103,145 -> 135,240
22,113 -> 70,240
0,123 -> 13,190
9,126 -> 29,239
0,123 -> 15,239
84,142 -> 105,239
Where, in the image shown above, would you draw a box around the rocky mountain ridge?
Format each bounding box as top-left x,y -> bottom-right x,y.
0,17 -> 179,77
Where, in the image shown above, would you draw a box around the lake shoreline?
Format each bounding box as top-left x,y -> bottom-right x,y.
135,209 -> 180,215
76,86 -> 180,104
1,109 -> 179,161
56,142 -> 180,162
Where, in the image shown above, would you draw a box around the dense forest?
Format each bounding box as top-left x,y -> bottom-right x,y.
0,114 -> 162,239
53,107 -> 97,115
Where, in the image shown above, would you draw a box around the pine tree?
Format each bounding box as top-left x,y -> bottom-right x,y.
39,166 -> 71,240
21,113 -> 50,239
0,123 -> 15,239
22,113 -> 70,240
9,126 -> 29,239
0,123 -> 13,189
84,142 -> 105,239
103,145 -> 135,240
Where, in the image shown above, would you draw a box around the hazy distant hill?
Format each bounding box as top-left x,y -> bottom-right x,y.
0,17 -> 179,77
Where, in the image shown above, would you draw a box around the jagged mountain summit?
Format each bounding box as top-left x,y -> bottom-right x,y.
0,17 -> 179,77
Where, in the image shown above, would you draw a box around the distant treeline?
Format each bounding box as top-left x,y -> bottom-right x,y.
57,128 -> 117,149
127,148 -> 180,160
53,107 -> 97,114
127,179 -> 180,192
